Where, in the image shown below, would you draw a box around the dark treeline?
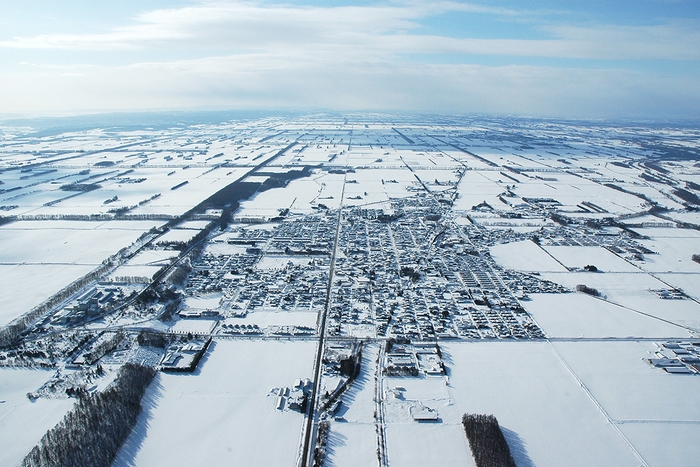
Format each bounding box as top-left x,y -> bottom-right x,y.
462,414 -> 517,467
82,331 -> 124,365
22,363 -> 156,467
257,166 -> 315,192
312,420 -> 330,467
0,261 -> 113,348
673,188 -> 700,206
576,283 -> 601,297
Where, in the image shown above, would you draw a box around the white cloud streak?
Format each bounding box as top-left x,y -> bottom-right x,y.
1,1 -> 698,60
0,1 -> 698,117
2,52 -> 698,118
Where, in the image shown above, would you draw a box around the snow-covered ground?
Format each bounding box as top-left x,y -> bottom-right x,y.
385,423 -> 475,467
490,240 -> 567,272
539,271 -> 700,331
552,340 -> 700,421
168,319 -> 217,334
323,343 -> 379,467
637,229 -> 700,273
0,263 -> 94,326
542,246 -> 640,272
442,342 -> 643,467
3,116 -> 700,467
383,374 -> 476,467
524,293 -> 689,338
0,222 -> 145,264
113,339 -> 315,467
222,310 -> 318,328
127,249 -> 178,266
155,228 -> 200,245
0,369 -> 75,466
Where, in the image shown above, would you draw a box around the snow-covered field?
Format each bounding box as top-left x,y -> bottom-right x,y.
236,172 -> 346,218
323,343 -> 379,467
553,340 -> 700,421
0,369 -> 75,466
453,171 -> 508,212
442,342 -> 643,467
637,229 -> 700,273
542,246 -> 640,272
113,339 -> 315,467
490,240 -> 567,272
385,423 -> 475,467
168,319 -> 217,334
655,272 -> 700,301
382,374 -> 475,467
106,264 -> 161,282
524,293 -> 688,338
539,271 -> 700,331
0,223 -> 144,264
128,249 -> 178,266
3,116 -> 700,467
155,228 -> 199,245
0,263 -> 95,326
618,423 -> 700,467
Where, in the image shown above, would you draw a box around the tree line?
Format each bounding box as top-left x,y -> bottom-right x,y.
462,413 -> 516,467
0,261 -> 113,348
22,363 -> 156,467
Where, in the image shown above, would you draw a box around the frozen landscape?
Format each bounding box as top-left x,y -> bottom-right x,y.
1,113 -> 700,466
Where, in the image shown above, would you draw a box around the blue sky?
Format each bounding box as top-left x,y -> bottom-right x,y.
1,0 -> 699,119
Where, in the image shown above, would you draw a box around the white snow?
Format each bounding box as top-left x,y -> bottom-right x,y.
524,293 -> 688,338
618,423 -> 700,467
0,223 -> 145,265
0,369 -> 74,466
156,228 -> 199,245
224,310 -> 318,328
168,319 -> 217,334
113,339 -> 315,467
490,240 -> 567,272
540,271 -> 700,331
323,343 -> 379,467
0,264 -> 95,326
655,273 -> 700,301
542,246 -> 640,272
637,230 -> 700,273
385,423 -> 475,467
552,341 -> 700,422
441,342 -> 642,467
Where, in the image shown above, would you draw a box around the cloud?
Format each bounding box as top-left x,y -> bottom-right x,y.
2,52 -> 698,118
546,21 -> 700,60
0,1 -> 698,117
1,1 -> 698,61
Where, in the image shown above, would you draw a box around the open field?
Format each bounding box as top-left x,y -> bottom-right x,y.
0,264 -> 95,326
0,369 -> 75,467
0,224 -> 144,264
490,240 -> 568,272
113,339 -> 315,467
524,293 -> 689,338
443,342 -> 642,467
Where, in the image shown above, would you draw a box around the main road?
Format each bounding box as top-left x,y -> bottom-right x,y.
298,173 -> 346,467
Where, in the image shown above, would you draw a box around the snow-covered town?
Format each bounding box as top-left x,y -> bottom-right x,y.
1,114 -> 700,467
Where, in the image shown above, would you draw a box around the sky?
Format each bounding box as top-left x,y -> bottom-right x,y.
0,0 -> 699,119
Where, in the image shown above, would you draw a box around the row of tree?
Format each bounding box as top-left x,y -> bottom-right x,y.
0,261 -> 113,348
575,283 -> 601,297
22,363 -> 156,467
82,331 -> 125,365
462,413 -> 516,467
313,420 -> 330,467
